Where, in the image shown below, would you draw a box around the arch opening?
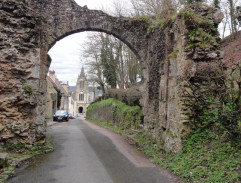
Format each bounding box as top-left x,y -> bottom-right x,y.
79,107 -> 83,113
48,29 -> 142,62
47,31 -> 143,120
48,31 -> 143,90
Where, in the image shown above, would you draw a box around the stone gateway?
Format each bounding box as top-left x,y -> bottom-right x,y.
0,0 -> 223,152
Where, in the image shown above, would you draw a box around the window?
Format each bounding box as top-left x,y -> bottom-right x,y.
79,94 -> 84,101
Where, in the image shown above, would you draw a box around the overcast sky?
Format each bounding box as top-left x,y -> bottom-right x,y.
48,0 -> 115,86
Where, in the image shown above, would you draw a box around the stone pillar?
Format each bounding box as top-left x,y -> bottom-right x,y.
0,0 -> 48,144
142,5 -> 223,152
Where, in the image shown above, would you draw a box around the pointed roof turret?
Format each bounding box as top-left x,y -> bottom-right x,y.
80,66 -> 85,78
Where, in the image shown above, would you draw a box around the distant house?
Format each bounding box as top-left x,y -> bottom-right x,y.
45,76 -> 58,119
47,71 -> 69,112
68,91 -> 77,116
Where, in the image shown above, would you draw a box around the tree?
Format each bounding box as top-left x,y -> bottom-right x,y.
213,0 -> 220,9
100,33 -> 118,89
130,0 -> 163,16
219,0 -> 241,37
54,86 -> 62,109
80,0 -> 143,90
179,0 -> 204,5
81,33 -> 106,94
129,0 -> 178,16
220,2 -> 230,38
228,0 -> 237,33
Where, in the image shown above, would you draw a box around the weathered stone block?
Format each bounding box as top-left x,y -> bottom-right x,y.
0,153 -> 8,168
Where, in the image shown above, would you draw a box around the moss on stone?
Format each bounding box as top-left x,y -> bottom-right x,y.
167,129 -> 175,138
147,25 -> 156,35
22,82 -> 33,95
168,49 -> 178,59
177,9 -> 219,51
130,15 -> 152,24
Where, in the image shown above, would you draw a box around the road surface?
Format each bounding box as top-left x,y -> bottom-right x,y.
8,118 -> 181,183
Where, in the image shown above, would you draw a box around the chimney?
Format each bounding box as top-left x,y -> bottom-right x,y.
49,70 -> 56,82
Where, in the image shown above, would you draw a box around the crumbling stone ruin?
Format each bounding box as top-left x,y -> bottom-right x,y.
0,0 -> 223,152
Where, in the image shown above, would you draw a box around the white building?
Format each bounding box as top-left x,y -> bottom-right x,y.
74,67 -> 91,114
68,92 -> 76,116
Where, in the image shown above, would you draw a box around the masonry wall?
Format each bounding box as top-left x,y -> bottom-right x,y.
0,1 -> 47,144
142,5 -> 223,152
45,79 -> 57,119
0,0 -> 223,152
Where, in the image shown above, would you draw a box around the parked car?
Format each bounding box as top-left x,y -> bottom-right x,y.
68,113 -> 73,119
53,110 -> 69,122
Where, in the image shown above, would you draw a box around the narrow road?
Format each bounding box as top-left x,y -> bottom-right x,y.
8,118 -> 180,183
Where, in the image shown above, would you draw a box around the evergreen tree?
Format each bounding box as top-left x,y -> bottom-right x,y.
100,34 -> 117,89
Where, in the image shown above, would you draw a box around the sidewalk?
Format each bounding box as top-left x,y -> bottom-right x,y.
46,119 -> 58,127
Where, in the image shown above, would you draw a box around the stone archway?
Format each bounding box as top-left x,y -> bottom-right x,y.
0,0 -> 223,152
78,107 -> 83,114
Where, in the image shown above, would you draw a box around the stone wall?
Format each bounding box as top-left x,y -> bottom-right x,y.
0,1 -> 46,144
45,78 -> 57,119
142,5 -> 223,152
86,98 -> 143,129
0,0 -> 223,152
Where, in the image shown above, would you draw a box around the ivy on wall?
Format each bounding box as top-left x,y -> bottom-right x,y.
86,98 -> 143,130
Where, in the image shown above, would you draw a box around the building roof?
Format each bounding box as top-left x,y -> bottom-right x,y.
69,86 -> 76,93
47,74 -> 68,96
46,76 -> 57,94
80,66 -> 85,78
69,85 -> 102,97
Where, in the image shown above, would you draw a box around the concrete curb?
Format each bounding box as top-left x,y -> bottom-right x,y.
47,121 -> 58,127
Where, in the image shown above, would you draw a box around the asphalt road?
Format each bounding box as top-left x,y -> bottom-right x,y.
8,118 -> 180,183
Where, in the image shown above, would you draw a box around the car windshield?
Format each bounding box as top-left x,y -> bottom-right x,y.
55,111 -> 66,115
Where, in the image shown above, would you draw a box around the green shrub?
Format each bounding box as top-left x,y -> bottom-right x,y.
163,125 -> 241,182
147,25 -> 156,35
130,123 -> 241,182
87,98 -> 143,130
